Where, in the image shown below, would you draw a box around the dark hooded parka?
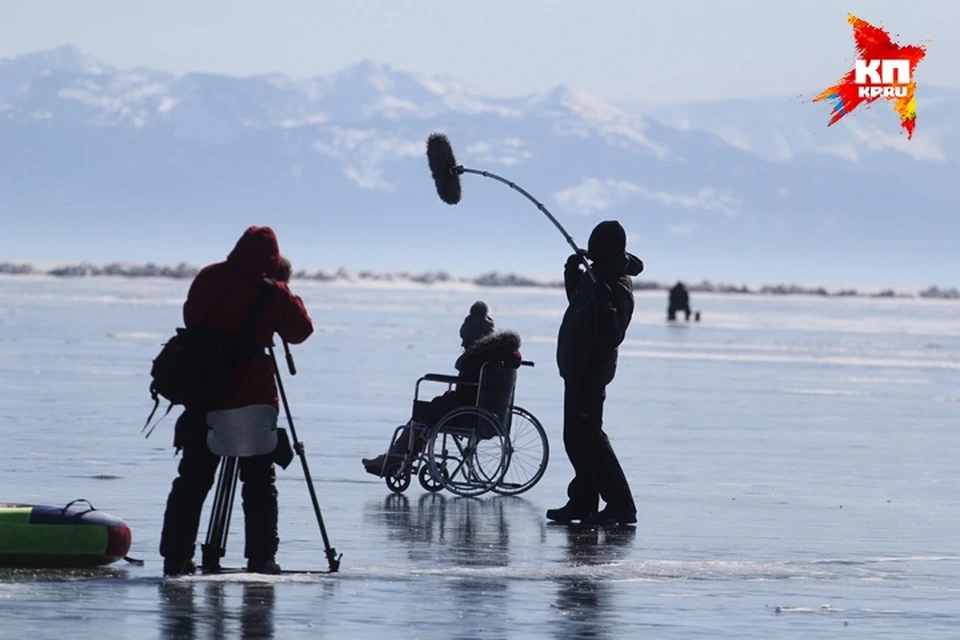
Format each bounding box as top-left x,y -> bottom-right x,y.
554,220 -> 642,519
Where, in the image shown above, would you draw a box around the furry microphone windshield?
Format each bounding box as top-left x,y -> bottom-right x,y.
426,133 -> 462,205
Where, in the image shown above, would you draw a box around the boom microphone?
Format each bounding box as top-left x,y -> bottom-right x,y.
426,133 -> 462,205
424,132 -> 597,283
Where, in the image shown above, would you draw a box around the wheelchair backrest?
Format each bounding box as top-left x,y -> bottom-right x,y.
476,362 -> 517,431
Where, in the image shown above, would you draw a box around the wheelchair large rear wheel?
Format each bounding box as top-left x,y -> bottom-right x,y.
425,407 -> 509,497
493,406 -> 549,496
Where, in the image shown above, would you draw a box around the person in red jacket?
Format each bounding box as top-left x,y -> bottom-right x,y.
159,226 -> 313,577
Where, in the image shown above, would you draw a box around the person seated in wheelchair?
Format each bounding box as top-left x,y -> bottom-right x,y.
361,301 -> 522,477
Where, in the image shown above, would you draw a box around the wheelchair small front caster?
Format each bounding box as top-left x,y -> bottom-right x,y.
418,465 -> 445,493
385,466 -> 411,494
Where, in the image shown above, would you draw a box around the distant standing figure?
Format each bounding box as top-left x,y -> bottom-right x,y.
668,282 -> 691,321
547,220 -> 643,526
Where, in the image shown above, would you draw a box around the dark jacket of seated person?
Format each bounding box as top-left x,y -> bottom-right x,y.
413,328 -> 523,425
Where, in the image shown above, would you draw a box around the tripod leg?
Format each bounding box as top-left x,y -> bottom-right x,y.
219,458 -> 240,554
201,458 -> 227,572
201,457 -> 239,572
270,345 -> 341,572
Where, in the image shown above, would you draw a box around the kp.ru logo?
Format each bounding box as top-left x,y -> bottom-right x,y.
814,14 -> 928,139
854,59 -> 910,98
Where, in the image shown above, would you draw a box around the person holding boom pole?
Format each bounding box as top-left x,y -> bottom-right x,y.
548,221 -> 643,526
422,133 -> 642,526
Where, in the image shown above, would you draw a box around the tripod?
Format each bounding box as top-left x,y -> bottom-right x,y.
199,339 -> 341,573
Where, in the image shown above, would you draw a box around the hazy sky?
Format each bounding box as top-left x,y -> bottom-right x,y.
1,0 -> 956,104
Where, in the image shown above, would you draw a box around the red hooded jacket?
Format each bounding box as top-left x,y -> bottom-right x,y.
183,226 -> 314,410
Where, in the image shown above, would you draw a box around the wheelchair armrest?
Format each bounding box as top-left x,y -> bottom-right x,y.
415,373 -> 478,401
520,360 -> 535,367
420,373 -> 462,384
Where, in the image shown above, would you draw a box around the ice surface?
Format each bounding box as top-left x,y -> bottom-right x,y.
1,277 -> 959,638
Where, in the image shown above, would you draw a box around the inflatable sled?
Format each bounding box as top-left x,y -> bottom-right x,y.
0,499 -> 132,568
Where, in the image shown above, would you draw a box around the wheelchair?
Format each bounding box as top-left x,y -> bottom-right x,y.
375,360 -> 549,497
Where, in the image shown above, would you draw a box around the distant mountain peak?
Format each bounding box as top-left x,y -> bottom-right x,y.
10,43 -> 113,75
325,58 -> 410,87
348,58 -> 396,74
528,84 -> 632,123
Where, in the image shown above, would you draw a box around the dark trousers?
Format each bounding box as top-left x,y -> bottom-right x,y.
562,377 -> 636,514
668,302 -> 691,321
159,411 -> 279,562
388,392 -> 462,457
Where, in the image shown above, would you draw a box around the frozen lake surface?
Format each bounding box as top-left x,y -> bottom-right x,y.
1,275 -> 959,638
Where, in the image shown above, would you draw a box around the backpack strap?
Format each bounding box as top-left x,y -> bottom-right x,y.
236,278 -> 274,350
141,382 -> 174,438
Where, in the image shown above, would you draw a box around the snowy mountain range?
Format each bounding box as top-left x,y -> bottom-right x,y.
1,44 -> 957,288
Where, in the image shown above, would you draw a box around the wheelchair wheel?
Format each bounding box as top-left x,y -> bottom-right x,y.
426,407 -> 509,497
493,406 -> 549,496
418,464 -> 445,493
384,465 -> 411,494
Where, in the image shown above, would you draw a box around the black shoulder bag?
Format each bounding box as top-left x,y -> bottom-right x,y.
142,278 -> 274,438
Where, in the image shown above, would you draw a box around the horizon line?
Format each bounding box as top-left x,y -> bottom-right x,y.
1,260 -> 958,300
